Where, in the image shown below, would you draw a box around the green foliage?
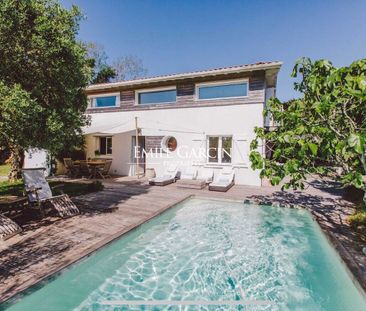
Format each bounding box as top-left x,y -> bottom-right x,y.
250,58 -> 366,192
0,82 -> 43,148
0,0 -> 92,158
92,66 -> 116,84
348,210 -> 366,237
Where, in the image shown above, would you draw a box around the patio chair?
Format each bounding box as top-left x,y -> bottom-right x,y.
149,164 -> 179,186
79,160 -> 91,178
97,160 -> 112,179
63,158 -> 79,178
22,168 -> 80,218
208,167 -> 235,192
0,214 -> 22,240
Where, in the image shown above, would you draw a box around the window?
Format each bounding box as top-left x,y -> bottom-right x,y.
99,137 -> 112,155
207,136 -> 232,163
198,81 -> 248,100
161,136 -> 177,152
89,95 -> 119,108
138,89 -> 176,105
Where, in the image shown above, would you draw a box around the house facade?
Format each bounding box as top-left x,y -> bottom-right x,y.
83,61 -> 282,186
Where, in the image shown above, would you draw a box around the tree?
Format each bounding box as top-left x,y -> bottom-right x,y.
86,42 -> 116,84
112,55 -> 147,81
0,0 -> 92,180
250,58 -> 366,204
0,83 -> 43,180
86,43 -> 148,83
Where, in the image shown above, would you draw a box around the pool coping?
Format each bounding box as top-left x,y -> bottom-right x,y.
1,194 -> 366,306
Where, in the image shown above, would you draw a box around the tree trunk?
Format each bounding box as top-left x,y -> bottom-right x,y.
8,147 -> 24,182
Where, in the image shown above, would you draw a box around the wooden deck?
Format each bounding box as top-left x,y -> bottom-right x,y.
0,177 -> 365,303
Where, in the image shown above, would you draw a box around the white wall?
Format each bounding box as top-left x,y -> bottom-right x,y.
86,103 -> 264,186
85,131 -> 133,176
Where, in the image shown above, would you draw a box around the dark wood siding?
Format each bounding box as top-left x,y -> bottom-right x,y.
86,72 -> 265,114
145,136 -> 164,152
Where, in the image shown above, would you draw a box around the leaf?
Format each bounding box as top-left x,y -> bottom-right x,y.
348,134 -> 364,154
308,143 -> 318,156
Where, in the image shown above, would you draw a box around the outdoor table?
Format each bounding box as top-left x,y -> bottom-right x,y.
87,161 -> 105,179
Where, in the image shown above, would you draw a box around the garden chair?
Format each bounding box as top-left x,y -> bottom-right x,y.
97,160 -> 112,179
79,160 -> 91,178
63,158 -> 79,177
22,168 -> 80,218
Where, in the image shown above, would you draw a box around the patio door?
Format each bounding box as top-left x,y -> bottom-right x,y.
131,136 -> 146,176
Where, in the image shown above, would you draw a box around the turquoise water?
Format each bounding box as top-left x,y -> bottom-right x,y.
2,198 -> 365,311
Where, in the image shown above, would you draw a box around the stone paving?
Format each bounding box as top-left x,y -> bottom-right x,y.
0,177 -> 365,303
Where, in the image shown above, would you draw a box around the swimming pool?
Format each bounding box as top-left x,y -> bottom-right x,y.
2,197 -> 365,310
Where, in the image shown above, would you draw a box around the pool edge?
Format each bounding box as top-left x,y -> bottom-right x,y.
0,194 -> 193,306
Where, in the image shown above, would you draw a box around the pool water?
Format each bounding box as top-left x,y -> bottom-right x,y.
2,198 -> 365,310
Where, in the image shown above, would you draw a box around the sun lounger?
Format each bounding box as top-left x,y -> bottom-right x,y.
176,168 -> 205,189
208,167 -> 235,192
0,214 -> 22,240
22,168 -> 80,218
149,165 -> 179,186
197,170 -> 214,184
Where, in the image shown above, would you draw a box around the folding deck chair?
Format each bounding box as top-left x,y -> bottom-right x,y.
22,168 -> 80,218
0,214 -> 22,240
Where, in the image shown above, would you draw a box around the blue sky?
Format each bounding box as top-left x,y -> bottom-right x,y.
61,0 -> 366,100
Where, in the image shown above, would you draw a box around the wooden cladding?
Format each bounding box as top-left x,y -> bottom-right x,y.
177,84 -> 195,96
86,72 -> 267,113
145,136 -> 164,152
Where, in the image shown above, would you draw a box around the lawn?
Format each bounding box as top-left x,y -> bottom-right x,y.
0,164 -> 10,177
0,179 -> 104,197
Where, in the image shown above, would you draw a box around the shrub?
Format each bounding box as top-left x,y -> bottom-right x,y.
348,210 -> 366,237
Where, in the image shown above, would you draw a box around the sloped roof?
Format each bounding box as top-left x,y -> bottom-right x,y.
86,61 -> 282,92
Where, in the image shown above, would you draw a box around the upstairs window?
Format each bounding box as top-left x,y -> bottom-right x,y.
197,81 -> 248,100
99,136 -> 112,155
89,94 -> 119,108
138,88 -> 176,105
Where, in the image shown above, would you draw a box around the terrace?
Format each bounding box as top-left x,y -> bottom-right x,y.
0,177 -> 365,304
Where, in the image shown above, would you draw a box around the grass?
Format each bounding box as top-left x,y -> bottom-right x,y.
0,164 -> 10,177
0,179 -> 104,197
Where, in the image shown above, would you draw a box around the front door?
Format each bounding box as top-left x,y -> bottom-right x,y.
131,136 -> 145,176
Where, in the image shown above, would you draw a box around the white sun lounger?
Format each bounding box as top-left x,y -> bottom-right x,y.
180,167 -> 198,180
208,167 -> 235,192
197,170 -> 214,184
176,168 -> 206,189
149,165 -> 179,186
22,168 -> 80,218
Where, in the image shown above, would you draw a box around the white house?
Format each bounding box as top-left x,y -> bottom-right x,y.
83,61 -> 282,186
